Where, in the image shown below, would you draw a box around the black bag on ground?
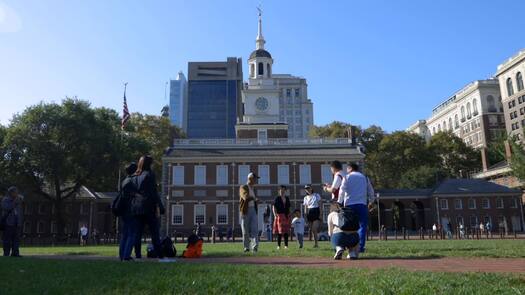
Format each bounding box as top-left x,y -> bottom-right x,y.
338,207 -> 359,231
160,237 -> 177,258
146,243 -> 156,258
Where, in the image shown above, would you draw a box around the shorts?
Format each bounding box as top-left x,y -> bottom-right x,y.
331,232 -> 359,250
306,207 -> 320,223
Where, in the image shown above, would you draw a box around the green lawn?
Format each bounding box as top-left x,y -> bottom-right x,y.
0,257 -> 524,295
20,239 -> 525,259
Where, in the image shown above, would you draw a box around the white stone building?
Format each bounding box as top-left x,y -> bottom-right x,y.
408,79 -> 505,148
496,49 -> 525,140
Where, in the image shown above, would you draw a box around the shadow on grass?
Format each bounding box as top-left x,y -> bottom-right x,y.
64,252 -> 99,256
358,255 -> 443,260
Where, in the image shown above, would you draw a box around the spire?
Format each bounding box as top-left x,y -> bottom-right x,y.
256,6 -> 265,50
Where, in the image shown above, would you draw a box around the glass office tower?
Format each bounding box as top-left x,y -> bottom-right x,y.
169,72 -> 187,131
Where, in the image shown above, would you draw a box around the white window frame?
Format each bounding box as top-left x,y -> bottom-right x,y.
440,199 -> 448,210
37,221 -> 45,234
216,165 -> 229,185
321,164 -> 332,184
299,164 -> 311,184
496,198 -> 504,209
216,204 -> 228,225
238,165 -> 250,184
277,165 -> 290,185
481,198 -> 490,209
468,199 -> 476,209
454,199 -> 463,210
172,166 -> 185,185
194,165 -> 206,185
194,204 -> 206,225
171,204 -> 184,225
258,165 -> 270,185
510,198 -> 518,208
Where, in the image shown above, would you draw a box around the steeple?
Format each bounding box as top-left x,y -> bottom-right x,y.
256,7 -> 265,50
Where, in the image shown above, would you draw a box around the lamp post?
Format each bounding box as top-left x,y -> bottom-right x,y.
376,193 -> 381,240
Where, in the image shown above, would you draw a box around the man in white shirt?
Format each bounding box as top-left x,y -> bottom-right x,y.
339,163 -> 375,253
323,161 -> 345,202
79,225 -> 88,246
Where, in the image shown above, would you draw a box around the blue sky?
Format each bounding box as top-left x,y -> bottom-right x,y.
0,0 -> 524,131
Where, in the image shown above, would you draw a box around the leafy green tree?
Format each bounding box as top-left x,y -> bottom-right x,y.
428,131 -> 480,178
509,140 -> 525,181
398,166 -> 443,189
308,121 -> 352,138
360,125 -> 385,153
487,133 -> 507,166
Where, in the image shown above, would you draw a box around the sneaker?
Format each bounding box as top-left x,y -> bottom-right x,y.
276,246 -> 280,250
252,247 -> 258,253
333,249 -> 344,260
284,246 -> 288,250
244,248 -> 250,253
349,250 -> 359,260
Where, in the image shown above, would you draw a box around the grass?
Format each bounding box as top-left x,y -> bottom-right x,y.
19,239 -> 525,259
0,257 -> 524,295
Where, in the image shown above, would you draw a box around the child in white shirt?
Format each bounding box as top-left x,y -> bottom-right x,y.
291,209 -> 305,248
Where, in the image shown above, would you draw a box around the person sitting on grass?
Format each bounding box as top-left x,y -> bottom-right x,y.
327,202 -> 360,260
291,209 -> 305,249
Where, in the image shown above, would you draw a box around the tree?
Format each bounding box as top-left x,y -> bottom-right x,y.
509,140 -> 525,181
308,121 -> 352,138
360,125 -> 385,153
429,131 -> 480,178
398,166 -> 443,189
1,99 -> 136,234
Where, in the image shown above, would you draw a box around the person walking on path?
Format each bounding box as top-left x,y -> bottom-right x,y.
1,186 -> 23,257
303,184 -> 322,248
133,155 -> 165,259
79,224 -> 89,246
323,161 -> 345,202
273,185 -> 291,250
239,172 -> 259,253
338,163 -> 375,253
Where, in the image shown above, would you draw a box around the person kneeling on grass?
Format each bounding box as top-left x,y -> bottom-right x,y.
291,209 -> 305,249
327,202 -> 360,260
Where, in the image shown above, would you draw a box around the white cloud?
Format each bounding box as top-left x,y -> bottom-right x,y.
0,1 -> 22,33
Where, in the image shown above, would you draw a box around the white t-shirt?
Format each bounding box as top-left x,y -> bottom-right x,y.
327,212 -> 343,236
80,227 -> 88,236
331,171 -> 345,200
292,217 -> 305,234
303,193 -> 321,209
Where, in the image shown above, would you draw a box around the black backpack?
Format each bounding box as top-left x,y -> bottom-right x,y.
160,237 -> 177,258
338,207 -> 359,231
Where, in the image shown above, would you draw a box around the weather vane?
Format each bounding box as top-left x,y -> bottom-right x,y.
257,4 -> 262,16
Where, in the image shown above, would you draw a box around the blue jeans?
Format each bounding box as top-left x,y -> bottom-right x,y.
2,225 -> 20,256
119,216 -> 138,260
135,214 -> 162,258
348,204 -> 368,252
331,232 -> 359,250
241,207 -> 258,250
296,233 -> 304,248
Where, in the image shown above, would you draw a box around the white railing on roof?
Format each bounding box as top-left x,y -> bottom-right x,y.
173,138 -> 353,146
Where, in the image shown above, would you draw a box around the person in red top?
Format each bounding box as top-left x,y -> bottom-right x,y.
323,161 -> 345,202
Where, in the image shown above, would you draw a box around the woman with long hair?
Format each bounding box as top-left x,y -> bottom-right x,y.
273,185 -> 291,249
133,155 -> 165,259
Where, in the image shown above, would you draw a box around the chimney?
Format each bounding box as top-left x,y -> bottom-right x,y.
504,140 -> 513,163
481,148 -> 489,172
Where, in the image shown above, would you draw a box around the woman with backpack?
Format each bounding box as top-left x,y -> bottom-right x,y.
327,202 -> 360,260
133,155 -> 165,259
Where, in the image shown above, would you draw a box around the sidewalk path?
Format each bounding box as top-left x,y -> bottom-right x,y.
27,255 -> 525,274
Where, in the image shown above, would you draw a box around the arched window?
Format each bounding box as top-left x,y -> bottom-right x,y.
461,106 -> 466,120
517,72 -> 524,91
507,78 -> 514,96
454,114 -> 459,128
250,64 -> 255,78
487,95 -> 496,112
448,118 -> 453,130
438,124 -> 441,132
443,121 -> 447,130
267,63 -> 271,77
258,62 -> 264,76
433,127 -> 436,134
466,103 -> 472,118
473,99 -> 478,115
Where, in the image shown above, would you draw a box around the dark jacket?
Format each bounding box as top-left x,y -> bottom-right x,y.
135,171 -> 165,216
120,176 -> 138,217
273,196 -> 291,216
1,196 -> 22,227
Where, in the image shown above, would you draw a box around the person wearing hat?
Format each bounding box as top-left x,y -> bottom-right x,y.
239,172 -> 259,252
1,186 -> 23,257
303,185 -> 322,248
273,185 -> 291,249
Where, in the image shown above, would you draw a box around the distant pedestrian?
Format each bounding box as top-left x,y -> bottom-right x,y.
432,223 -> 437,239
446,222 -> 452,239
485,221 -> 491,234
273,185 -> 291,250
291,209 -> 305,249
337,163 -> 375,253
227,227 -> 233,241
1,186 -> 23,257
239,172 -> 259,253
459,223 -> 465,239
79,224 -> 89,246
479,222 -> 485,235
303,184 -> 322,248
263,205 -> 272,241
323,161 -> 345,202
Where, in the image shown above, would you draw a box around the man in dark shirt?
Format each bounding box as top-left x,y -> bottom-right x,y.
1,186 -> 23,257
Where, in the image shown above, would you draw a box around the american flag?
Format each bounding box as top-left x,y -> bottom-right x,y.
121,83 -> 130,130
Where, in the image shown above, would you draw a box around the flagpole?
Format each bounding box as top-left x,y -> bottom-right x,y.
116,82 -> 128,238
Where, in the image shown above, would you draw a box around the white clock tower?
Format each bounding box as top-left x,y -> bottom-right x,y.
236,9 -> 288,141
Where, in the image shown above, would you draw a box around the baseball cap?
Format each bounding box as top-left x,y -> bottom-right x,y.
247,172 -> 260,179
304,184 -> 312,190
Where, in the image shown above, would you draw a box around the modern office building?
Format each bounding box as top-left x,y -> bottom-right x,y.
497,49 -> 525,140
186,57 -> 243,138
407,79 -> 506,148
169,71 -> 187,132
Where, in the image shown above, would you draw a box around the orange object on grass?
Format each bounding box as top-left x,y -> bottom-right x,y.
182,240 -> 203,258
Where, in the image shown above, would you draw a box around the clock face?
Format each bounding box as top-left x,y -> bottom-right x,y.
255,97 -> 269,111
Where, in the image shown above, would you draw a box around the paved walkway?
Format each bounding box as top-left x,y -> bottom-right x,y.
26,255 -> 525,274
